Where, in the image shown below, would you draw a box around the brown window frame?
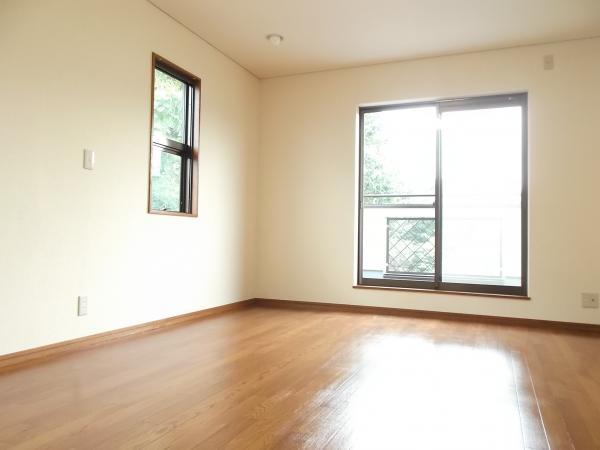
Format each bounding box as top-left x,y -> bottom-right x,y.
148,53 -> 200,217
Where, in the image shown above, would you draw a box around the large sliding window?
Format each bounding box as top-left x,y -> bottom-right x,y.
358,94 -> 527,296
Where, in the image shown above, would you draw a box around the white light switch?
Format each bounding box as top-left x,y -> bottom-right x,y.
78,296 -> 88,316
83,149 -> 95,170
543,54 -> 554,70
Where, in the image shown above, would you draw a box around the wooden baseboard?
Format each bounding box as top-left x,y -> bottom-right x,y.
0,299 -> 255,371
4,297 -> 597,372
253,298 -> 600,333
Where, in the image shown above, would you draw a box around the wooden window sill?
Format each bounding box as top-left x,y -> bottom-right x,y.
148,210 -> 197,218
353,284 -> 530,300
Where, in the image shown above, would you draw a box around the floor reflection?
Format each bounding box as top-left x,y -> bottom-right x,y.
321,334 -> 527,449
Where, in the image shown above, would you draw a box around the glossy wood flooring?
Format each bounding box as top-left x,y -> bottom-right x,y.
1,305 -> 600,449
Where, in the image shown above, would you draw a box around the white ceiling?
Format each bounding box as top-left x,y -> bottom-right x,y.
149,0 -> 600,78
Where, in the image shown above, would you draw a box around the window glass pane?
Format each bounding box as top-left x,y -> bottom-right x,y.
151,148 -> 182,212
363,107 -> 437,198
362,106 -> 438,280
152,69 -> 186,143
441,106 -> 522,287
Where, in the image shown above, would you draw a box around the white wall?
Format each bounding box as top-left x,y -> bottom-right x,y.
2,3 -> 599,357
0,0 -> 259,355
257,38 -> 600,325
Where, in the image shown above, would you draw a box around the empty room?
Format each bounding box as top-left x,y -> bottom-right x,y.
2,0 -> 600,448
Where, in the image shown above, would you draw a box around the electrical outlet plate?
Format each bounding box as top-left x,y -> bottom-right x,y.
582,293 -> 599,309
78,296 -> 88,316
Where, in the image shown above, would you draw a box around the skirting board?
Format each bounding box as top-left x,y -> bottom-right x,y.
0,299 -> 254,372
3,297 -> 598,372
253,298 -> 600,333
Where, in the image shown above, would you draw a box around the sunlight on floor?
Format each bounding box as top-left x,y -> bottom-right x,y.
320,334 -> 525,449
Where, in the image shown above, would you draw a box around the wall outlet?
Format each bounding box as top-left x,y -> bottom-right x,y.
582,293 -> 599,309
78,296 -> 88,316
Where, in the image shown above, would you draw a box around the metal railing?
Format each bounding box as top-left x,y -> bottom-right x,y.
386,217 -> 435,274
363,193 -> 435,208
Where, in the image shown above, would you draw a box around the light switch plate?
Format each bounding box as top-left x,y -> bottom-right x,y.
78,296 -> 88,316
582,293 -> 599,309
543,54 -> 554,70
83,149 -> 95,170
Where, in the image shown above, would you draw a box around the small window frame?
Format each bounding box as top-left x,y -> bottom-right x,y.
148,53 -> 200,217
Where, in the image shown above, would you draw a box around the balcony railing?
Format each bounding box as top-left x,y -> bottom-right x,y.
386,217 -> 435,275
362,193 -> 436,278
363,194 -> 435,208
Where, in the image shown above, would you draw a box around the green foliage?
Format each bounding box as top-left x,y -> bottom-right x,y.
364,113 -> 386,149
363,114 -> 394,205
153,69 -> 185,143
151,150 -> 182,212
363,153 -> 392,195
150,69 -> 187,212
363,114 -> 391,195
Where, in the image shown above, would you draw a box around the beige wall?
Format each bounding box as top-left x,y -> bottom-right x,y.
2,2 -> 599,357
0,0 -> 259,355
257,38 -> 600,325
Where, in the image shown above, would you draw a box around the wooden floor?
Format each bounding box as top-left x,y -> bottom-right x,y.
1,305 -> 600,449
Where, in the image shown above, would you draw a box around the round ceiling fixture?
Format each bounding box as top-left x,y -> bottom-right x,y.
266,34 -> 284,46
